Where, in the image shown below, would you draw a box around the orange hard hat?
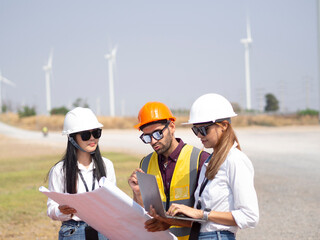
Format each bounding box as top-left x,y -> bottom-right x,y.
134,102 -> 176,129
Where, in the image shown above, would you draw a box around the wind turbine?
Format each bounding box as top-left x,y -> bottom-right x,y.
240,18 -> 253,110
317,0 -> 320,123
104,45 -> 117,117
43,50 -> 53,115
0,71 -> 16,113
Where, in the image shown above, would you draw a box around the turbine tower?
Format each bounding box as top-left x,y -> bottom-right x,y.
317,0 -> 320,123
104,45 -> 117,117
241,18 -> 253,110
0,71 -> 16,113
43,50 -> 53,115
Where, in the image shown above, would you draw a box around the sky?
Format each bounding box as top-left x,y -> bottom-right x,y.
0,0 -> 319,116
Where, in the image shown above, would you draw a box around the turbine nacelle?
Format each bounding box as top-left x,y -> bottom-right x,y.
241,17 -> 253,46
105,45 -> 117,61
43,50 -> 53,72
240,38 -> 253,45
43,65 -> 52,72
104,54 -> 111,60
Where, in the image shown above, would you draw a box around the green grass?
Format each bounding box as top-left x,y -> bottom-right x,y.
103,152 -> 141,195
0,152 -> 141,230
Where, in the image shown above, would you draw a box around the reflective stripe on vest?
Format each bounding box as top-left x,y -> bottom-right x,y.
140,144 -> 201,239
170,226 -> 193,240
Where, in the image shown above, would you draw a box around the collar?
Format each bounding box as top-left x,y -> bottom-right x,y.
159,138 -> 185,162
77,160 -> 95,171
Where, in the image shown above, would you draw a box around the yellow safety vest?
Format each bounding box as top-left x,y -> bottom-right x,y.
140,144 -> 202,240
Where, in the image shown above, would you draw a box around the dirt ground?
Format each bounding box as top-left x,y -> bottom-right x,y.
0,135 -> 64,159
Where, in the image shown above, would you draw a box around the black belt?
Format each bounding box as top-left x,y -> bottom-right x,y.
62,220 -> 86,225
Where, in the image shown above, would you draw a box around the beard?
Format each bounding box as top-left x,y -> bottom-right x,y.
152,132 -> 173,155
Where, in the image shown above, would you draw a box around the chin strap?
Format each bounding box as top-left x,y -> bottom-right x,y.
68,136 -> 95,154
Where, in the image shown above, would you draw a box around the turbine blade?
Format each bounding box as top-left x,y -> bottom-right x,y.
105,44 -> 118,60
48,49 -> 53,68
112,45 -> 117,79
246,17 -> 252,40
112,45 -> 118,58
1,77 -> 16,87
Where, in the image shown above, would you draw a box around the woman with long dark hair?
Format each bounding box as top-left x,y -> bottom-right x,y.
47,107 -> 116,240
147,94 -> 259,240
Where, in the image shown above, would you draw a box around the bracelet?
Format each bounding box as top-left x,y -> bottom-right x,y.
202,209 -> 210,221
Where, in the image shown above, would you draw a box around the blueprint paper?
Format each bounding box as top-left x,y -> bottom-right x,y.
39,178 -> 177,240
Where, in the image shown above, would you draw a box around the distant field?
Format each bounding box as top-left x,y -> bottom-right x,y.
0,112 -> 318,132
0,136 -> 141,240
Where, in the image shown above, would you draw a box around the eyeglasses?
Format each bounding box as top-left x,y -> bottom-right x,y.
139,122 -> 170,144
191,122 -> 215,136
79,129 -> 102,141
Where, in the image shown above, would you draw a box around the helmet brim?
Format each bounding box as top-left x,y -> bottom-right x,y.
134,117 -> 176,130
62,123 -> 103,135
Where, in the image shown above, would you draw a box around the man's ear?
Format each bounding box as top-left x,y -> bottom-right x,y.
169,121 -> 176,132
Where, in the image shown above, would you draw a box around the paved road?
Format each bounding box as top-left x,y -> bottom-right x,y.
1,121 -> 319,158
1,121 -> 320,239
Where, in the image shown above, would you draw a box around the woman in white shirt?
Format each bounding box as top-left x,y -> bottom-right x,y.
148,93 -> 259,240
47,107 -> 116,240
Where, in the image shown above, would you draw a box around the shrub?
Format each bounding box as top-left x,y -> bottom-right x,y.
297,109 -> 319,116
1,104 -> 8,113
51,106 -> 69,115
73,98 -> 89,108
18,106 -> 36,118
265,93 -> 279,112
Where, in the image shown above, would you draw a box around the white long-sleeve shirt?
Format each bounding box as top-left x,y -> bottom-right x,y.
194,142 -> 259,234
47,157 -> 116,222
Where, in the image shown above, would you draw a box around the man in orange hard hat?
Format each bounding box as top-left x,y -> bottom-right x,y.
128,102 -> 209,240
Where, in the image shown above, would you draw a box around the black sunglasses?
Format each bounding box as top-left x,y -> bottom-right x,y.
191,122 -> 215,136
140,122 -> 170,144
79,129 -> 102,141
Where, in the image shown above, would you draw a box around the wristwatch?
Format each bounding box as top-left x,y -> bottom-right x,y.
202,208 -> 211,221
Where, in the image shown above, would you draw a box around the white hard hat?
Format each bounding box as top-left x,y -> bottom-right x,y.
62,107 -> 103,135
184,93 -> 237,125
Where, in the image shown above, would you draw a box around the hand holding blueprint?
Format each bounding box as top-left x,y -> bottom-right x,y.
39,177 -> 177,240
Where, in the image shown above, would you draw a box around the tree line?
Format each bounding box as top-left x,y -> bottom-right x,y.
2,94 -> 319,118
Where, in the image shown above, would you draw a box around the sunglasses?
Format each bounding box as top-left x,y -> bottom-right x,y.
191,122 -> 215,136
79,129 -> 102,141
140,122 -> 170,144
